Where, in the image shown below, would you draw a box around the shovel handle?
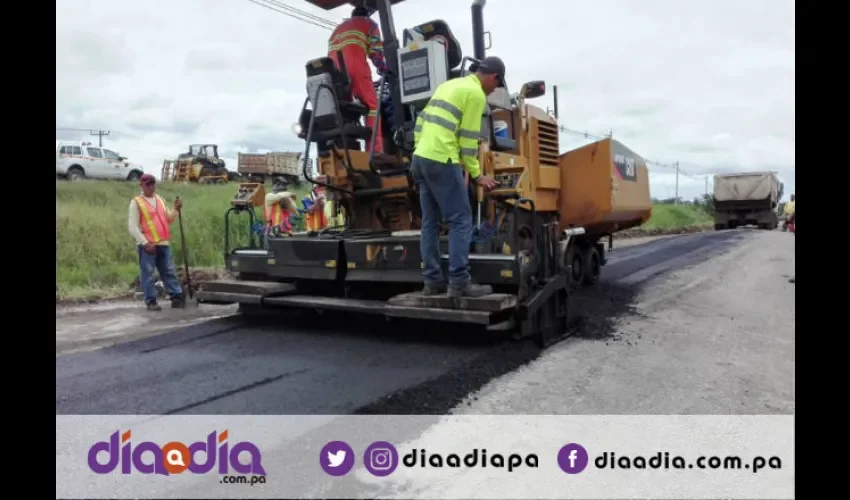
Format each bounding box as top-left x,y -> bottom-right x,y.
175,196 -> 193,299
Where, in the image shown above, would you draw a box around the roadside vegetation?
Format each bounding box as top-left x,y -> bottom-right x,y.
644,198 -> 713,230
55,181 -> 714,301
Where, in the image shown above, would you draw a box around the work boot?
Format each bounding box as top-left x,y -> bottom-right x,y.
146,302 -> 162,311
171,297 -> 186,309
422,283 -> 447,296
447,283 -> 493,298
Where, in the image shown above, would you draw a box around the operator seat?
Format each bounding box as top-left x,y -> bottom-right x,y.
403,20 -> 463,78
300,54 -> 372,149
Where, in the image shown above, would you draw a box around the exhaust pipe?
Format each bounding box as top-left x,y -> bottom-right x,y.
471,0 -> 486,60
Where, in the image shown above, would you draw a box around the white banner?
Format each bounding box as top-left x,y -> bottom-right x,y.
56,415 -> 794,499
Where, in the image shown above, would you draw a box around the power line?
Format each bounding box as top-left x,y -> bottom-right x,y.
557,125 -> 610,141
56,127 -> 129,135
55,127 -> 92,133
264,0 -> 339,25
245,0 -> 337,30
557,121 -> 712,202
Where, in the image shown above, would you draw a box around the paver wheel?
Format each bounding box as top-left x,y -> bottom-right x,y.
581,245 -> 601,286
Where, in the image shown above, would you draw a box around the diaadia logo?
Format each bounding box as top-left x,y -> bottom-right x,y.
87,429 -> 266,476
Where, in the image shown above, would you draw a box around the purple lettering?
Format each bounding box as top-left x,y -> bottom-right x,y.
188,432 -> 216,474
132,442 -> 167,475
218,440 -> 228,474
87,431 -> 119,474
230,442 -> 266,476
87,431 -> 261,477
121,439 -> 131,474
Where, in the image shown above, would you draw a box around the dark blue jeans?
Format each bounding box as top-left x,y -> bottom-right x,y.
138,245 -> 183,304
411,155 -> 472,287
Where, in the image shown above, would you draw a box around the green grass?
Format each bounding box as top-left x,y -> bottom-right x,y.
56,180 -> 712,300
644,203 -> 712,230
56,180 -> 309,300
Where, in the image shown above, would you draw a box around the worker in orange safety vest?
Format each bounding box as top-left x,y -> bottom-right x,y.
304,185 -> 329,232
127,173 -> 185,311
327,3 -> 387,153
264,179 -> 298,242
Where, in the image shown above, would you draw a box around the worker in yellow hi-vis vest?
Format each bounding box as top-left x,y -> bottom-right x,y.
784,194 -> 795,221
127,173 -> 185,311
411,56 -> 502,299
324,194 -> 346,228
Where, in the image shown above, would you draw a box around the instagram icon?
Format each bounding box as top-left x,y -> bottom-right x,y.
363,441 -> 398,476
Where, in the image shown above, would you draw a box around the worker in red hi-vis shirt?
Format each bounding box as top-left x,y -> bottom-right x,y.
327,3 -> 387,153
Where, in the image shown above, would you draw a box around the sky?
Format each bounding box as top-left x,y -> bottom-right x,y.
56,0 -> 795,201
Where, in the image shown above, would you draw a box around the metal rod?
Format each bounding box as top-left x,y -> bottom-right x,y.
471,0 -> 487,60
176,197 -> 192,299
376,0 -> 405,141
553,85 -> 559,119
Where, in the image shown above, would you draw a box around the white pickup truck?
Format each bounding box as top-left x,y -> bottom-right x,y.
56,141 -> 145,181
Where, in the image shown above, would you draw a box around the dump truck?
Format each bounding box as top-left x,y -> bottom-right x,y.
713,172 -> 782,230
237,151 -> 303,185
196,0 -> 652,347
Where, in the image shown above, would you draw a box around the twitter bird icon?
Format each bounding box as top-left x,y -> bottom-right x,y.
327,450 -> 346,467
320,441 -> 355,476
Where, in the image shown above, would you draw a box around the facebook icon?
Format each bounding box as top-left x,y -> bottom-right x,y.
557,443 -> 589,474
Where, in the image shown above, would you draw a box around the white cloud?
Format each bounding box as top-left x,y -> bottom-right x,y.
56,0 -> 795,201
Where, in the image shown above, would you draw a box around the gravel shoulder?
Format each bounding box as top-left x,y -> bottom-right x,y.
55,301 -> 238,355
452,229 -> 795,414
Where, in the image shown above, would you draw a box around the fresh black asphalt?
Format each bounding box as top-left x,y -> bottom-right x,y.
56,230 -> 749,415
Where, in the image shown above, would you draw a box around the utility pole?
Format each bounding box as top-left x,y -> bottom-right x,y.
90,129 -> 110,147
674,161 -> 679,204
704,175 -> 708,196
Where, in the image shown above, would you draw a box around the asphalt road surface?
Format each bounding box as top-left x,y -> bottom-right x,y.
55,228 -> 795,416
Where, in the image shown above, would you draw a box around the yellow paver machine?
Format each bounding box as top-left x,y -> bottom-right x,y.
198,0 -> 652,346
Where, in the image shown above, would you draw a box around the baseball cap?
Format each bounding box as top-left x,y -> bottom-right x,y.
272,177 -> 289,193
477,56 -> 506,87
140,173 -> 156,185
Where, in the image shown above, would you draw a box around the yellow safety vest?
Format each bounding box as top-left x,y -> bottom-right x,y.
413,74 -> 487,179
324,200 -> 343,227
784,201 -> 795,215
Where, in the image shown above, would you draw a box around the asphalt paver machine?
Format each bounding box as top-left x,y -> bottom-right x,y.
197,0 -> 651,347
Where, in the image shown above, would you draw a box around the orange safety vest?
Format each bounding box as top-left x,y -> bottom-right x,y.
264,204 -> 292,233
135,195 -> 171,244
305,209 -> 328,231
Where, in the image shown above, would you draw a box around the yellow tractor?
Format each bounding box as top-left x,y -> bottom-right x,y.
197,0 -> 652,347
163,144 -> 229,183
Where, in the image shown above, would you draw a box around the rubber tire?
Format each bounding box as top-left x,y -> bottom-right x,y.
66,166 -> 84,181
127,171 -> 141,181
581,245 -> 601,286
565,243 -> 585,288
